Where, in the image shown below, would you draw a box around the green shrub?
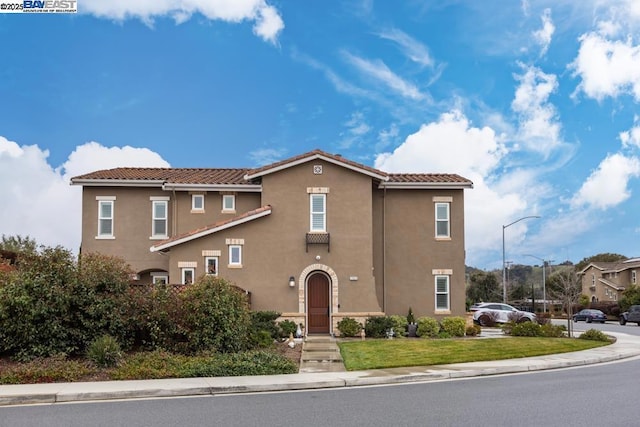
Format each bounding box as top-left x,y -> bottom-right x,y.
250,311 -> 282,339
181,351 -> 298,377
389,315 -> 408,338
337,317 -> 362,337
416,316 -> 440,338
540,323 -> 565,338
466,325 -> 481,336
278,320 -> 297,338
365,316 -> 395,338
179,276 -> 252,354
0,354 -> 94,384
87,335 -> 122,367
579,329 -> 610,342
406,307 -> 416,324
251,330 -> 274,348
440,317 -> 466,337
511,321 -> 542,337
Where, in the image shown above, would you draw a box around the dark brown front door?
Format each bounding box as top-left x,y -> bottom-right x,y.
307,272 -> 330,334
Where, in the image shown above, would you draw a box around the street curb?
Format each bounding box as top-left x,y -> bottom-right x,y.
2,331 -> 640,406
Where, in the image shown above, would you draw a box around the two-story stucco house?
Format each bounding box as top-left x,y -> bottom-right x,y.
579,258 -> 640,303
71,149 -> 473,335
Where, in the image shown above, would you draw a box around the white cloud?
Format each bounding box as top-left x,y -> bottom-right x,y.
374,110 -> 546,262
338,112 -> 371,149
571,153 -> 640,209
0,137 -> 169,252
342,52 -> 427,100
620,116 -> 640,149
374,110 -> 503,176
80,0 -> 284,44
511,63 -> 562,155
248,147 -> 287,166
532,8 -> 555,56
377,28 -> 434,67
570,33 -> 640,101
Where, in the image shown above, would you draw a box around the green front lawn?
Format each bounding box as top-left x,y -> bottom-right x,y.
339,337 -> 608,371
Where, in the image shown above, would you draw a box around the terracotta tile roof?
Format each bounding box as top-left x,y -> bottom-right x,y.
71,150 -> 472,187
245,149 -> 389,179
151,205 -> 272,251
71,168 -> 250,185
387,173 -> 472,184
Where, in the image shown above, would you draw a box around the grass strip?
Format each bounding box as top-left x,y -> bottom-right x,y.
339,337 -> 608,371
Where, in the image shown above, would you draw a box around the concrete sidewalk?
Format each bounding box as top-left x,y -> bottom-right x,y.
2,331 -> 639,407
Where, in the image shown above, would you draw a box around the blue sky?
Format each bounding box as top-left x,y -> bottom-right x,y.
1,0 -> 640,270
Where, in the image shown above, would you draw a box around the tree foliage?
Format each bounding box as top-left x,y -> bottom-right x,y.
547,267 -> 581,337
575,253 -> 627,271
620,285 -> 640,312
0,235 -> 38,255
466,271 -> 501,303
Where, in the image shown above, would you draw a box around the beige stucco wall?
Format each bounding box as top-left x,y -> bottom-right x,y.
380,188 -> 467,319
166,160 -> 383,319
80,186 -> 171,274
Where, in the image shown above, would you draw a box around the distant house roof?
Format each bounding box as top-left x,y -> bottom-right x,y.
150,205 -> 272,252
580,260 -> 640,274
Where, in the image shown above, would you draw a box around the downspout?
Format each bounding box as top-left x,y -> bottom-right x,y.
382,186 -> 386,313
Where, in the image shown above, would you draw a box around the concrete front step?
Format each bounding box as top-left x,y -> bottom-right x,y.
301,352 -> 343,362
303,342 -> 340,352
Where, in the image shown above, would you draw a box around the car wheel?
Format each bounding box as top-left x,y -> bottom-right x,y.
517,317 -> 531,324
600,321 -> 606,324
478,314 -> 490,327
573,317 -> 578,322
586,317 -> 593,323
620,317 -> 627,325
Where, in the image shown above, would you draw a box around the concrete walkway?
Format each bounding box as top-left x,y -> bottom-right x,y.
2,331 -> 640,407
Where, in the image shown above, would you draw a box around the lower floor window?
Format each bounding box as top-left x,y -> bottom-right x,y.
182,268 -> 195,285
152,274 -> 168,285
435,275 -> 450,310
205,256 -> 218,275
229,245 -> 242,266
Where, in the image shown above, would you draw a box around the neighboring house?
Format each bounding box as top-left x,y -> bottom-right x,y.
71,149 -> 473,335
579,258 -> 640,303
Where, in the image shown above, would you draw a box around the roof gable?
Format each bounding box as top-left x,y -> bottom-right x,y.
244,149 -> 389,181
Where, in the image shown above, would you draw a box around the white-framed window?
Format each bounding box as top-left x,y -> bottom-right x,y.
181,268 -> 195,285
222,194 -> 235,212
592,273 -> 595,285
229,245 -> 242,267
152,200 -> 168,238
435,275 -> 450,311
192,194 -> 204,212
97,198 -> 114,238
205,256 -> 219,276
151,274 -> 168,285
632,270 -> 637,285
435,202 -> 450,238
310,194 -> 326,232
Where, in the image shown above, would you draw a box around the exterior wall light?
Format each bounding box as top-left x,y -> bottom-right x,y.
289,276 -> 296,288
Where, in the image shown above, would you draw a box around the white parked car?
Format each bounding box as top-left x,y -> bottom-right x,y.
472,303 -> 536,326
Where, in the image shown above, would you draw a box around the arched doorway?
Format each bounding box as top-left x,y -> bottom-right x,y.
307,272 -> 330,334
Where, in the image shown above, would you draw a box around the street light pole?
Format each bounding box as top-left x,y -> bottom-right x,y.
523,254 -> 553,313
502,216 -> 540,303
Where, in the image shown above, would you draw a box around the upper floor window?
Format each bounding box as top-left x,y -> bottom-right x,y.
633,270 -> 637,285
592,274 -> 595,285
435,275 -> 450,311
435,202 -> 450,238
152,200 -> 168,238
222,194 -> 235,213
192,194 -> 204,212
310,194 -> 326,232
96,196 -> 115,238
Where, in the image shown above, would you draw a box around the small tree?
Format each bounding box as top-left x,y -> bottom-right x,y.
620,285 -> 640,312
547,267 -> 581,337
